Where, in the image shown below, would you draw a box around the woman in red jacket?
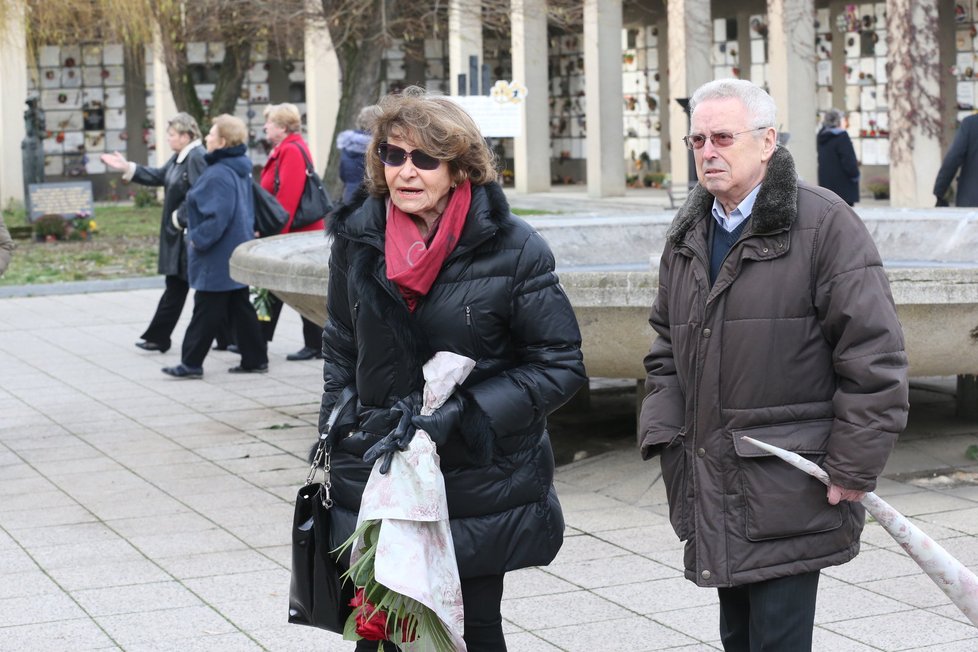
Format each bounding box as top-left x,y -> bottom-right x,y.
260,103 -> 325,360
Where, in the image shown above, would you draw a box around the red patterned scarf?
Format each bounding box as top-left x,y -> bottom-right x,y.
385,180 -> 471,311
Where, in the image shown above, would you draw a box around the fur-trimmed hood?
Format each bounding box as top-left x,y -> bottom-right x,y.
336,129 -> 372,154
668,146 -> 799,245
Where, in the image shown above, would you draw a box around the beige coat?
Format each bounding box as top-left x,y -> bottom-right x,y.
640,147 -> 909,588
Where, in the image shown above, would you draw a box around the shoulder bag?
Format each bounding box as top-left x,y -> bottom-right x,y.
288,387 -> 357,632
252,179 -> 288,238
275,143 -> 334,230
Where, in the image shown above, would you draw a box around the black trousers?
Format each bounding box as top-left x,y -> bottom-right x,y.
261,293 -> 322,348
181,287 -> 267,369
717,570 -> 820,652
140,274 -> 189,347
354,574 -> 506,652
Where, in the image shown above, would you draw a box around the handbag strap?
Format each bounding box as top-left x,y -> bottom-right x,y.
304,386 -> 358,507
273,141 -> 315,195
306,435 -> 333,508
291,141 -> 317,176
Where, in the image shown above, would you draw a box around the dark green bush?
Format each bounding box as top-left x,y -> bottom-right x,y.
133,188 -> 161,208
34,214 -> 67,240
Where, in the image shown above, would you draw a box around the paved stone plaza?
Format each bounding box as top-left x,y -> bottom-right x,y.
1,190 -> 976,651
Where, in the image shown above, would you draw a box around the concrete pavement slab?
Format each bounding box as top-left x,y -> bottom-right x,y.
1,285 -> 978,650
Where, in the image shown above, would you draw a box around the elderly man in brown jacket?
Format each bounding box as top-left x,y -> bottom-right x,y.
639,79 -> 909,651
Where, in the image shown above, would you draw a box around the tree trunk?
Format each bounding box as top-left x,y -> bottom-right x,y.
210,39 -> 251,119
323,39 -> 384,198
153,8 -> 205,125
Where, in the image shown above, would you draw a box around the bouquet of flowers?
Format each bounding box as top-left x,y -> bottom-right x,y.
336,352 -> 475,651
251,287 -> 274,322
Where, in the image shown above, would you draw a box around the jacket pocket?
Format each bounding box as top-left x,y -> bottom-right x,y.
660,429 -> 692,540
731,419 -> 845,542
464,305 -> 481,356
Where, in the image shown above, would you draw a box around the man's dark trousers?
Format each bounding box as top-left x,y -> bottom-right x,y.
717,570 -> 820,651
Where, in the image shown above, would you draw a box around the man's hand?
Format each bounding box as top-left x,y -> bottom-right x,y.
827,484 -> 865,505
411,396 -> 464,446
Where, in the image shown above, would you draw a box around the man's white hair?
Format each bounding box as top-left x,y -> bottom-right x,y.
689,78 -> 777,129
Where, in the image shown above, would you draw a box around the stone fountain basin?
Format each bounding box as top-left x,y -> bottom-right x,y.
230,208 -> 978,380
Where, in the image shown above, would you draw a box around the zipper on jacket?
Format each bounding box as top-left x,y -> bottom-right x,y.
353,300 -> 360,321
465,306 -> 472,326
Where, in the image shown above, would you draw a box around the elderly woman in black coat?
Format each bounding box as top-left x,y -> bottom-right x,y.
101,112 -> 206,353
816,108 -> 860,206
319,86 -> 587,651
101,113 -> 207,353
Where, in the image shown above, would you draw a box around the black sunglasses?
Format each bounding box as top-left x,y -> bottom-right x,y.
377,142 -> 442,171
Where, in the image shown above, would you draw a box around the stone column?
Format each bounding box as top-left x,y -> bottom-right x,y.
304,12 -> 341,169
584,0 -> 625,198
512,0 -> 550,193
0,0 -> 28,207
666,0 -> 712,190
151,26 -> 179,167
766,0 -> 817,183
449,0 -> 483,95
887,0 -> 942,208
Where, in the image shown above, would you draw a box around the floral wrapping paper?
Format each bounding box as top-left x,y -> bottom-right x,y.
741,436 -> 978,628
352,352 -> 476,651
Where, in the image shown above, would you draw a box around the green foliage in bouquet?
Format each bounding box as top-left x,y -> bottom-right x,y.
335,520 -> 455,651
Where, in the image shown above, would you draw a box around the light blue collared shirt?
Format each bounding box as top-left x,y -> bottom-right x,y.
711,183 -> 762,233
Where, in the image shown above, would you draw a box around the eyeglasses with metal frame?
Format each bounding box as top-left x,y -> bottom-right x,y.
683,127 -> 768,151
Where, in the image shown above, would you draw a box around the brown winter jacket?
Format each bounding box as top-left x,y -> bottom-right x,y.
639,147 -> 909,588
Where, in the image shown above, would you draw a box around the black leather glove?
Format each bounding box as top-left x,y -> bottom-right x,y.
362,393 -> 421,474
936,195 -> 950,207
411,395 -> 464,447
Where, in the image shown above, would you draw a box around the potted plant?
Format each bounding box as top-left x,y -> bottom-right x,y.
643,172 -> 667,188
33,214 -> 67,242
866,177 -> 890,200
66,211 -> 97,240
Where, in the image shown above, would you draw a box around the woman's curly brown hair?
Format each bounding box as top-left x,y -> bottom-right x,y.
364,86 -> 498,196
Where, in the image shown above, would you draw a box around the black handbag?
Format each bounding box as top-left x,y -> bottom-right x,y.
252,180 -> 288,237
275,143 -> 333,230
288,388 -> 358,631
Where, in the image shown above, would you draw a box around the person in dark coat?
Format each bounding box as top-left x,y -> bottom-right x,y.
101,113 -> 206,353
336,105 -> 381,203
161,115 -> 267,378
816,108 -> 860,206
319,86 -> 587,651
640,80 -> 908,651
934,113 -> 978,207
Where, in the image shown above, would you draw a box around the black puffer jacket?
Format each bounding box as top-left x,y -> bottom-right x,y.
319,182 -> 587,578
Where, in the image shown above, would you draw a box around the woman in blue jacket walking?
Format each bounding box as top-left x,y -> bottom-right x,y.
162,114 -> 268,378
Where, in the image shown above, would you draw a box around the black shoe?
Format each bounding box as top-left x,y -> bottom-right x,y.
162,364 -> 203,379
136,340 -> 169,353
228,363 -> 268,374
286,346 -> 323,361
212,343 -> 228,351
227,344 -> 240,354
